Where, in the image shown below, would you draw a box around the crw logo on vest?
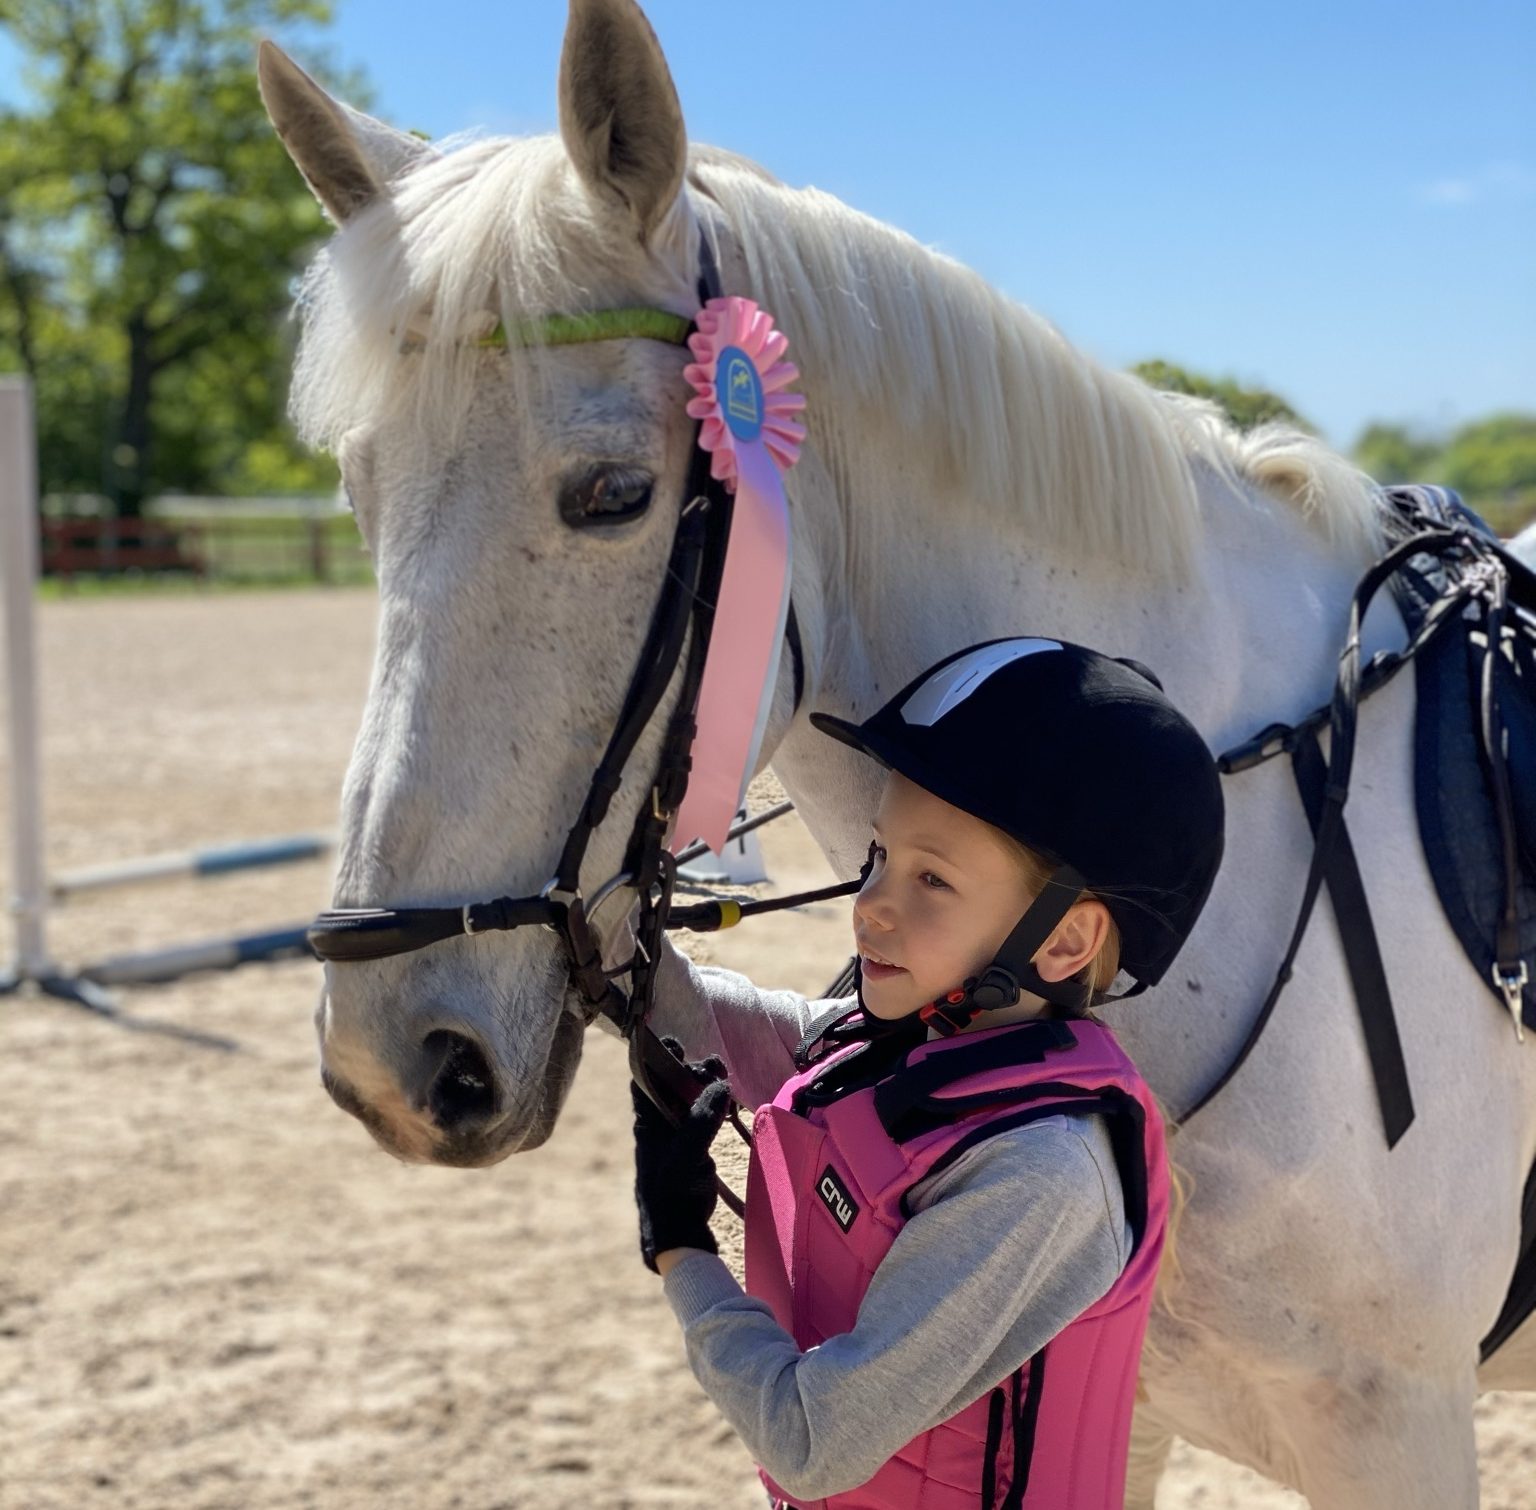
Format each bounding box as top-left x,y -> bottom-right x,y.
816,1166 -> 859,1232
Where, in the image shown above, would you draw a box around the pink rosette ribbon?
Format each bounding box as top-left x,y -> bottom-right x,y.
670,297 -> 807,857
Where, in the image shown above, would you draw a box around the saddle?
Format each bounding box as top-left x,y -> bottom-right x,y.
1377,486 -> 1536,1362
1383,485 -> 1536,1036
1177,483 -> 1536,1360
1192,483 -> 1535,1156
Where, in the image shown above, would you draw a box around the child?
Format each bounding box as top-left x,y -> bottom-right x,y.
634,636 -> 1225,1509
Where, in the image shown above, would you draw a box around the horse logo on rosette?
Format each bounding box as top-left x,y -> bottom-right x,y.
719,346 -> 764,441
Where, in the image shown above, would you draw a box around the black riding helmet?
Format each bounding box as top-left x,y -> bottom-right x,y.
810,637 -> 1226,1029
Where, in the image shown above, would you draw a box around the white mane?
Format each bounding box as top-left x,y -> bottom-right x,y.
289,134 -> 1382,581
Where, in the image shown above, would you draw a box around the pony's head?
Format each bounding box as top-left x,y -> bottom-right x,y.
260,0 -> 773,1164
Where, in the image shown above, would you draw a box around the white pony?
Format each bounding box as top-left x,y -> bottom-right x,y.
259,3 -> 1536,1503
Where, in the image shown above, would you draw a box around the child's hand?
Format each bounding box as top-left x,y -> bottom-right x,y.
631,1039 -> 732,1274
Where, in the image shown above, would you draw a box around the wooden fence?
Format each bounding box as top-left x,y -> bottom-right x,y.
40,515 -> 372,586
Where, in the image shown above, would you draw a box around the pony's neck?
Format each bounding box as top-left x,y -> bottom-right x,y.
691,153 -> 1381,702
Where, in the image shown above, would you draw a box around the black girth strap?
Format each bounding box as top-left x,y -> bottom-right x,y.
1182,509 -> 1487,1141
1482,1155 -> 1536,1362
1290,726 -> 1414,1145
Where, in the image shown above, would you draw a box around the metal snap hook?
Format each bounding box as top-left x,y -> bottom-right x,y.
538,876 -> 583,934
587,871 -> 638,932
1493,959 -> 1528,1043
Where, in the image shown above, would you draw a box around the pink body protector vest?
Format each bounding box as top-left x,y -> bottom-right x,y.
744,1013 -> 1168,1510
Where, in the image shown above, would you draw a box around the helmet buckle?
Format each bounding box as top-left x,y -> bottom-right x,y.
967,967 -> 1020,1014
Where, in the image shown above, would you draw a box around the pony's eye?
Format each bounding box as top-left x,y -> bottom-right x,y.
559,465 -> 654,529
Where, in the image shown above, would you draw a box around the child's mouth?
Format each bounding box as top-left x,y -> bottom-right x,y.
860,955 -> 907,981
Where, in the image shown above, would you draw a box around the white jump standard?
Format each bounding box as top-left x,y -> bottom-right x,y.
0,376 -> 327,1008
0,379 -> 114,1013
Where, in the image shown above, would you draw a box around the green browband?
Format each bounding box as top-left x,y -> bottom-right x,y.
478,307 -> 693,350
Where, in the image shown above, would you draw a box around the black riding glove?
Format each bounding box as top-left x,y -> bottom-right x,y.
631,1039 -> 732,1274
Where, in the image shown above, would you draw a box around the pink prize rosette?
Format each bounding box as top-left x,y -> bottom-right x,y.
669,297 -> 807,857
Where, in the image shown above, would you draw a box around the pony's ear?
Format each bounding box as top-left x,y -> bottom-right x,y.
257,40 -> 436,225
558,0 -> 686,240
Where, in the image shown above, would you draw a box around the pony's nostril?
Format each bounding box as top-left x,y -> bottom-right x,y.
421,1030 -> 499,1132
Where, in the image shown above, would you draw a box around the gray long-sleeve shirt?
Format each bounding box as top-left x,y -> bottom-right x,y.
647,953 -> 1133,1502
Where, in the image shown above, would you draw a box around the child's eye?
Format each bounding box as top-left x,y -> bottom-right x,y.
865,843 -> 946,890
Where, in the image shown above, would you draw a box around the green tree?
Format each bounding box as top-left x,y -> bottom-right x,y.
1350,422 -> 1444,485
1345,413 -> 1536,534
1130,359 -> 1312,432
1440,414 -> 1536,500
0,0 -> 351,515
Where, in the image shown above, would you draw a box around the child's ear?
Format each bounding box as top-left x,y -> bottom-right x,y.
1036,900 -> 1111,982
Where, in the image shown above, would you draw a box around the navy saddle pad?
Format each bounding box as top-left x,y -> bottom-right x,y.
1384,485 -> 1536,1033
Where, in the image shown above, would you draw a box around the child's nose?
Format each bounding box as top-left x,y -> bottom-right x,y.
853,876 -> 895,929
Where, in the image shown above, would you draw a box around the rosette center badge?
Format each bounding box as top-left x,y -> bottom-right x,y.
719,346 -> 764,441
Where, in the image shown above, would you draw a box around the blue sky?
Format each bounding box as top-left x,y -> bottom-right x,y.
4,1 -> 1532,449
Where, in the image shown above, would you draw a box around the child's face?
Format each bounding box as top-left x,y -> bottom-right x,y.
852,771 -> 1043,1020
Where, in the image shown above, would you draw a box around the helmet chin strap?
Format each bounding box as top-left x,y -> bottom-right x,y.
849,858 -> 1151,1035
915,863 -> 1091,1036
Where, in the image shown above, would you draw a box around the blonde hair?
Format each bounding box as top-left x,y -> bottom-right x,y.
999,832 -> 1192,1334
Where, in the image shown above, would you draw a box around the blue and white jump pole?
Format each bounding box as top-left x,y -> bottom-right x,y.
0,376 -> 328,1006
51,832 -> 334,898
79,925 -> 316,987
